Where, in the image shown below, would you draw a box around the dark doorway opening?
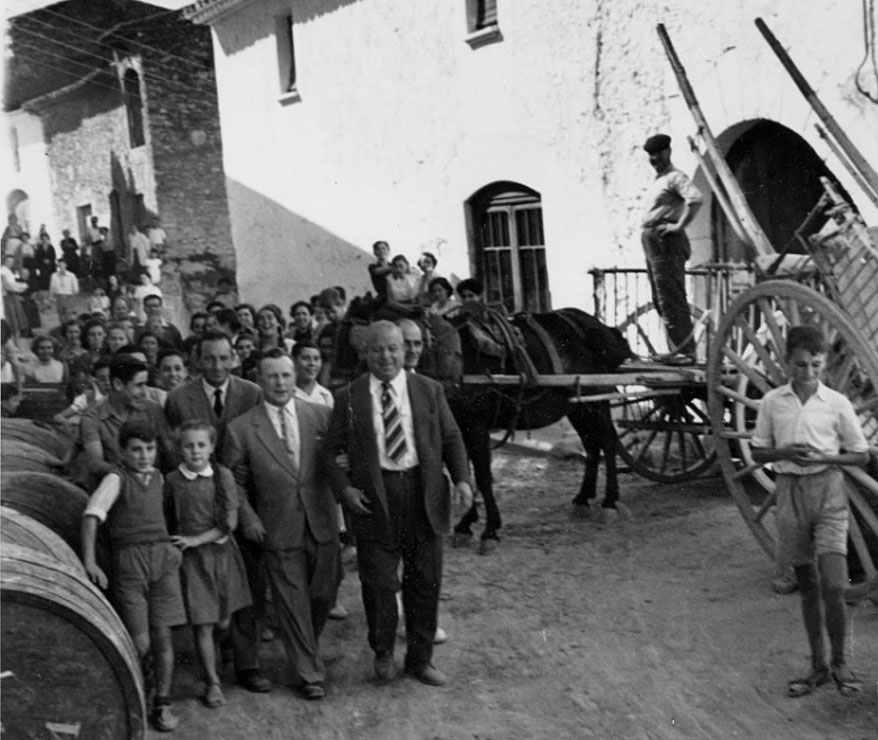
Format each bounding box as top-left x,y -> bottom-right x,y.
712,120 -> 848,261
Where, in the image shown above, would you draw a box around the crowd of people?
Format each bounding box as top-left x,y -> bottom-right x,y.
1,232 -> 489,732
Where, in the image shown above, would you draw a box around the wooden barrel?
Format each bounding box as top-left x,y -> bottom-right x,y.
14,382 -> 70,422
0,472 -> 89,553
0,506 -> 79,564
2,543 -> 146,739
1,438 -> 65,475
1,417 -> 74,460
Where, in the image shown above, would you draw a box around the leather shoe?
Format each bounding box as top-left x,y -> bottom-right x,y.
405,662 -> 447,687
236,669 -> 271,693
374,652 -> 397,682
300,682 -> 325,700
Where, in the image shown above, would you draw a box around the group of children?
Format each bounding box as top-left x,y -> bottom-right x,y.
82,418 -> 251,731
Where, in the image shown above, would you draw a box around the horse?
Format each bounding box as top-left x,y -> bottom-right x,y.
334,297 -> 633,554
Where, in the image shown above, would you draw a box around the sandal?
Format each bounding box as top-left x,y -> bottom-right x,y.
831,665 -> 863,697
787,665 -> 830,698
204,682 -> 226,708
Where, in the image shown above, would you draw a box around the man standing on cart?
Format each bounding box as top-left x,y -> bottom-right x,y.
641,133 -> 703,366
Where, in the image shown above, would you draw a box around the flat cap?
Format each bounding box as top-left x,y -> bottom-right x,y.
643,134 -> 671,154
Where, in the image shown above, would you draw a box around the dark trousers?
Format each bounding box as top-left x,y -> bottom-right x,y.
230,537 -> 267,672
355,470 -> 442,670
453,420 -> 501,537
264,537 -> 339,685
641,227 -> 695,356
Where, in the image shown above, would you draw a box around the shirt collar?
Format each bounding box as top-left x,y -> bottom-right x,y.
778,380 -> 828,401
266,397 -> 296,415
202,377 -> 230,398
370,370 -> 406,395
178,463 -> 214,480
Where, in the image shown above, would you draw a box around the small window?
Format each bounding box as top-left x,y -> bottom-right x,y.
465,0 -> 502,49
11,127 -> 20,172
123,70 -> 145,148
276,13 -> 298,98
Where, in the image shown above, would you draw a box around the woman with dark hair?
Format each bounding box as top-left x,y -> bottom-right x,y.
234,303 -> 257,334
456,278 -> 484,305
138,330 -> 165,372
83,318 -> 108,366
206,307 -> 240,340
58,319 -> 88,365
428,276 -> 458,317
288,300 -> 315,343
256,303 -> 294,353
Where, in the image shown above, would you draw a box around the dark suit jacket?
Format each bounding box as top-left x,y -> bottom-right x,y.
165,375 -> 261,456
324,371 -> 470,536
223,399 -> 337,550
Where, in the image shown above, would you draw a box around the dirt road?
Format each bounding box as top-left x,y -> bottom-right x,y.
158,449 -> 877,740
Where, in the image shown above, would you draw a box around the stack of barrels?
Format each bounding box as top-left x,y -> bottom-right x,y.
1,419 -> 146,739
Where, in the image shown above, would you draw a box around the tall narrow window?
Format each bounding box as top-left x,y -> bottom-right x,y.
468,182 -> 550,313
276,13 -> 297,94
476,0 -> 498,30
465,0 -> 502,48
123,70 -> 145,148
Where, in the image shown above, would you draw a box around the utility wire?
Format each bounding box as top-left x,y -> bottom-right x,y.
22,14 -> 209,83
39,6 -> 213,73
10,51 -> 126,99
14,23 -> 205,94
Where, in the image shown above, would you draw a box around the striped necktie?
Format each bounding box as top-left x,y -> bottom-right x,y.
278,406 -> 298,469
381,381 -> 407,464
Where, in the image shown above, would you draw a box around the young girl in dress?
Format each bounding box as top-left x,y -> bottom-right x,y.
165,420 -> 251,708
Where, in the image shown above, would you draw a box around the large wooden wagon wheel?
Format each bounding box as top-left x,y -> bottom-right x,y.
612,302 -> 715,482
617,300 -> 707,361
611,385 -> 715,482
707,280 -> 878,597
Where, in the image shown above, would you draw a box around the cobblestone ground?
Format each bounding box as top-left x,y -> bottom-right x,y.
157,449 -> 878,740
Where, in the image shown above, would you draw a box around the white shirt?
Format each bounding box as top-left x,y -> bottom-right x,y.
49,271 -> 79,296
751,381 -> 868,474
294,382 -> 334,408
202,377 -> 230,412
267,399 -> 300,466
369,371 -> 419,470
84,468 -> 158,522
642,166 -> 703,228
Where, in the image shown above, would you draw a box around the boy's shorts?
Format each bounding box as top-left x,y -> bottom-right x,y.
111,541 -> 186,639
775,468 -> 849,568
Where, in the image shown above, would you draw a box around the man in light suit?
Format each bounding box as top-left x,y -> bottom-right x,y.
224,349 -> 340,700
164,331 -> 268,692
324,321 -> 472,687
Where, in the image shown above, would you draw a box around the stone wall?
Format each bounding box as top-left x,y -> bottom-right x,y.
30,7 -> 233,325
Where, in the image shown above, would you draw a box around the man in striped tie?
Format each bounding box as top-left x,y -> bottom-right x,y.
324,321 -> 472,687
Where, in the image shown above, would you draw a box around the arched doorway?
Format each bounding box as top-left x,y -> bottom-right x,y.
6,189 -> 30,233
466,181 -> 550,313
712,120 -> 847,261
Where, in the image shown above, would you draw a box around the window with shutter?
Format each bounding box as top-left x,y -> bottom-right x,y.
275,13 -> 299,100
465,0 -> 502,48
123,70 -> 145,148
468,182 -> 550,313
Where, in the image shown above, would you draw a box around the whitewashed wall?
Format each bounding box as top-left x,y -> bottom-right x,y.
1,110 -> 58,239
209,0 -> 878,310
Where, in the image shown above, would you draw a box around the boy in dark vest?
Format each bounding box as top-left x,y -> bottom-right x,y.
81,420 -> 185,732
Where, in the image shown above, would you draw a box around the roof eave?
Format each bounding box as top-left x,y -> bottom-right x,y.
181,0 -> 259,25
